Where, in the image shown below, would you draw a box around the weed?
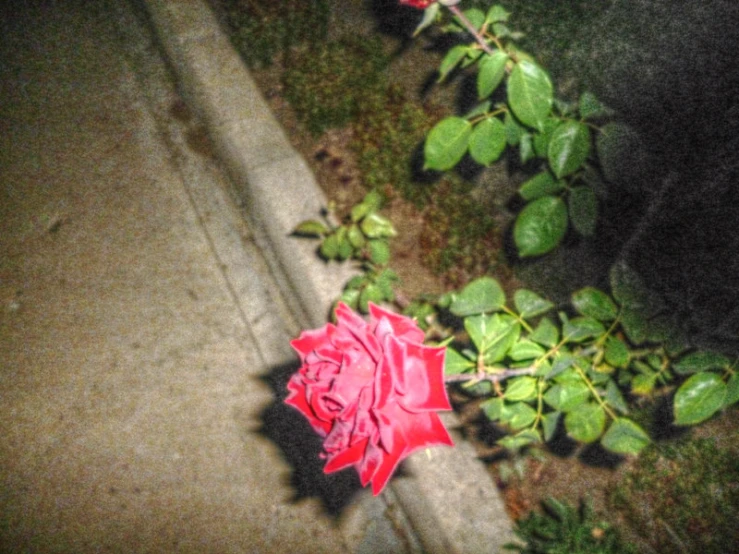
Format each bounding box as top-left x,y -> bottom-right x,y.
506,497 -> 638,554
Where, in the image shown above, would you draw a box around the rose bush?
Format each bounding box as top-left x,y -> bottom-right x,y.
285,302 -> 453,495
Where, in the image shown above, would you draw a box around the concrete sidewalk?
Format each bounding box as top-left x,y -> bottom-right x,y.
0,1 -> 363,551
1,0 -> 514,552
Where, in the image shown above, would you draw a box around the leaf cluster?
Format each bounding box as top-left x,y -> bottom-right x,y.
420,4 -> 613,257
293,190 -> 398,312
439,274 -> 738,455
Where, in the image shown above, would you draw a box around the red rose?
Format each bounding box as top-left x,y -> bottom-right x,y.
399,0 -> 436,10
286,302 -> 453,495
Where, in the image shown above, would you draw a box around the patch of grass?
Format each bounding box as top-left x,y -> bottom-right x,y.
217,0 -> 329,68
609,434 -> 739,553
282,36 -> 389,136
351,84 -> 441,207
507,497 -> 638,554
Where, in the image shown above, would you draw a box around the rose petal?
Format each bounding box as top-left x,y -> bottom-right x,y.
369,303 -> 425,345
324,436 -> 368,474
285,376 -> 332,436
290,325 -> 333,359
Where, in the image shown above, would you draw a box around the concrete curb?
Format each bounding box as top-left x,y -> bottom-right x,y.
141,0 -> 515,551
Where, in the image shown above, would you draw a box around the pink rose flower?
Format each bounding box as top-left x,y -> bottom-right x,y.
399,0 -> 436,10
286,302 -> 453,495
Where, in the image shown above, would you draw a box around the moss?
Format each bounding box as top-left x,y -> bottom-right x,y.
218,0 -> 329,68
282,36 -> 389,136
609,434 -> 739,553
351,84 -> 440,207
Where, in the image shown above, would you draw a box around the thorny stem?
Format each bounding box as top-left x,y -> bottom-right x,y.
445,366 -> 536,384
446,5 -> 496,56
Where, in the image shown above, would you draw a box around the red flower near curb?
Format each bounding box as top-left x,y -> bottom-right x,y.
399,0 -> 436,10
286,302 -> 453,495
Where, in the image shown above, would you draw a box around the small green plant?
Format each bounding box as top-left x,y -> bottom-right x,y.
293,190 -> 399,313
609,435 -> 739,554
218,0 -> 329,68
506,497 -> 638,554
283,36 -> 388,135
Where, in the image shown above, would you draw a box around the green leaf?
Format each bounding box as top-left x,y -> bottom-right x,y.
541,411 -> 561,441
294,219 -> 330,236
571,287 -> 618,322
505,376 -> 538,402
438,45 -> 468,82
568,186 -> 598,237
507,60 -> 553,131
469,117 -> 506,166
340,288 -> 360,310
725,374 -> 739,407
350,189 -> 383,222
503,402 -> 538,430
514,195 -> 568,257
674,373 -> 727,425
477,50 -> 508,98
464,314 -> 493,354
360,212 -> 396,239
464,100 -> 491,120
347,223 -> 365,248
450,276 -> 505,316
518,171 -> 565,201
514,289 -> 554,319
367,239 -> 390,265
605,379 -> 629,414
546,353 -> 576,380
620,307 -> 648,345
481,397 -> 505,420
484,318 -> 521,364
456,8 -> 485,31
509,339 -> 546,362
565,402 -> 606,443
424,116 -> 473,171
504,110 -> 525,146
359,284 -> 384,312
631,372 -> 657,396
533,118 -> 559,158
548,121 -> 591,179
465,314 -> 520,363
498,429 -> 541,451
320,233 -> 339,259
519,133 -> 535,163
375,268 -> 398,300
601,418 -> 650,455
579,91 -> 612,120
543,382 -> 590,412
562,316 -> 606,342
530,317 -> 559,348
445,347 -> 476,375
336,227 -> 353,260
485,5 -> 511,24
673,351 -> 731,374
604,336 -> 630,368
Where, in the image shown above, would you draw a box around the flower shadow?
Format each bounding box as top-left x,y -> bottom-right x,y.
258,361 -> 364,516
